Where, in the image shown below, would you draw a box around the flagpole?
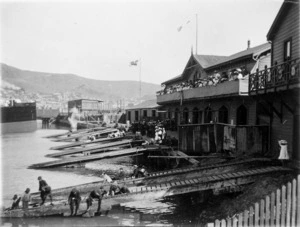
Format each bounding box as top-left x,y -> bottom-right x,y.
196,14 -> 198,54
139,58 -> 142,100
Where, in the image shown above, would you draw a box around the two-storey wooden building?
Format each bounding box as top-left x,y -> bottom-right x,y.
156,43 -> 271,155
248,0 -> 300,167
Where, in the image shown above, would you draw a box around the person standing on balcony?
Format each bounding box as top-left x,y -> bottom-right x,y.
278,140 -> 289,167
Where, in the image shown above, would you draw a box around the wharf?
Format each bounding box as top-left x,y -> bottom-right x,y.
44,126 -> 106,139
46,139 -> 136,158
52,128 -> 118,142
29,147 -> 147,169
50,136 -> 132,150
2,165 -> 291,218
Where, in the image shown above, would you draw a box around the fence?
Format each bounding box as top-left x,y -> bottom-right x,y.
207,175 -> 300,227
178,123 -> 269,155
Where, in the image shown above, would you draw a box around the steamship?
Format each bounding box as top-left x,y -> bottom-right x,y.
1,101 -> 37,134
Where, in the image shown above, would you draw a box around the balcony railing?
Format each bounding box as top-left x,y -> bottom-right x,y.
157,79 -> 248,104
249,58 -> 300,93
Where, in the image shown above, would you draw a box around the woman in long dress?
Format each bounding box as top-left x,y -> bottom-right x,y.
278,140 -> 289,166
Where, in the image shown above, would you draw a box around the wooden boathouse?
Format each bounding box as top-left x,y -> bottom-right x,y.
248,0 -> 300,169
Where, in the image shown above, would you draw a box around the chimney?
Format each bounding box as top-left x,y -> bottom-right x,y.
247,40 -> 251,49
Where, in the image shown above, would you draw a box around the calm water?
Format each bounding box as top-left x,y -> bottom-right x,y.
0,122 -> 204,226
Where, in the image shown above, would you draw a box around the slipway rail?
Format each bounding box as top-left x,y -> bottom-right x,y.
46,139 -> 135,158
29,147 -> 147,169
2,166 -> 291,218
29,158 -> 275,202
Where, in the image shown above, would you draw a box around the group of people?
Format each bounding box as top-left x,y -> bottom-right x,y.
157,68 -> 249,96
107,129 -> 126,138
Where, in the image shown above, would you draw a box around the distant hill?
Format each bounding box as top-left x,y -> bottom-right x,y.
0,63 -> 161,101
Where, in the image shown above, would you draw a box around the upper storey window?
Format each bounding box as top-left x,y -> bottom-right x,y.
284,39 -> 292,61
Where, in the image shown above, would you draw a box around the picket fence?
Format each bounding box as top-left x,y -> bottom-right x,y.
207,175 -> 300,227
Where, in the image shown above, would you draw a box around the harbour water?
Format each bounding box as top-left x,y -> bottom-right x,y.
0,122 -> 205,226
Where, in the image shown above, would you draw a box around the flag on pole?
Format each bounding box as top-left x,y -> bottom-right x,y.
129,60 -> 139,66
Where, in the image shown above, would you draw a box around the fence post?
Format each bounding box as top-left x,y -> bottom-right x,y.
215,219 -> 220,227
260,199 -> 265,227
255,202 -> 259,226
286,182 -> 291,227
238,213 -> 243,227
265,195 -> 270,227
244,210 -> 249,227
270,192 -> 275,227
276,189 -> 281,227
221,219 -> 226,227
249,206 -> 254,227
232,217 -> 238,227
281,185 -> 286,227
291,179 -> 296,227
297,175 -> 300,227
226,218 -> 232,227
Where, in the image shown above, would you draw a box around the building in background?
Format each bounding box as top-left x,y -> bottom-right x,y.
68,99 -> 103,116
126,99 -> 162,123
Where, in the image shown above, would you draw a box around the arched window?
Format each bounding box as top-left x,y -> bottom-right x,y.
236,105 -> 247,125
204,106 -> 212,123
183,107 -> 189,124
219,106 -> 228,124
192,107 -> 199,124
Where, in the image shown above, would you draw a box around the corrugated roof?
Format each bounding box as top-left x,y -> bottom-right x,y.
126,99 -> 160,110
161,74 -> 182,85
206,43 -> 271,69
193,55 -> 228,68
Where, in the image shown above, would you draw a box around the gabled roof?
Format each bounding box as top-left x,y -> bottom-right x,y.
205,42 -> 271,70
126,99 -> 160,110
193,55 -> 228,68
267,0 -> 297,40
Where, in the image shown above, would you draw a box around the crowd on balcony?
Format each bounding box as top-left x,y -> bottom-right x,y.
157,67 -> 249,96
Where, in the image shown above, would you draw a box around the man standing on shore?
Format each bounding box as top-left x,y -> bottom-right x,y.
37,176 -> 53,206
68,188 -> 81,216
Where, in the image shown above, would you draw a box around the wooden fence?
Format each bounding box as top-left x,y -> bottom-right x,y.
207,175 -> 300,227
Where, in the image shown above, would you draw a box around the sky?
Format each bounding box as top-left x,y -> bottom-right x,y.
0,0 -> 283,85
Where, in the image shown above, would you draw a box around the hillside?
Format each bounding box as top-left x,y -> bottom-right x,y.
0,63 -> 161,101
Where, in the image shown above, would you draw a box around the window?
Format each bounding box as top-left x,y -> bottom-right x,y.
135,111 -> 139,121
236,105 -> 247,125
128,111 -> 131,122
183,108 -> 189,124
175,108 -> 179,125
143,110 -> 147,117
284,39 -> 292,61
152,110 -> 156,117
168,110 -> 171,119
204,106 -> 212,123
219,106 -> 228,124
192,107 -> 199,124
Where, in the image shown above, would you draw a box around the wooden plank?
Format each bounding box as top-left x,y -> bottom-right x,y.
291,179 -> 296,227
227,218 -> 232,227
281,185 -> 286,227
238,213 -> 243,227
254,202 -> 259,227
265,195 -> 270,227
297,175 -> 300,227
286,182 -> 291,227
249,206 -> 254,227
221,219 -> 226,227
260,199 -> 265,227
215,219 -> 220,227
270,192 -> 275,227
232,217 -> 238,227
276,189 -> 281,227
244,210 -> 249,227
